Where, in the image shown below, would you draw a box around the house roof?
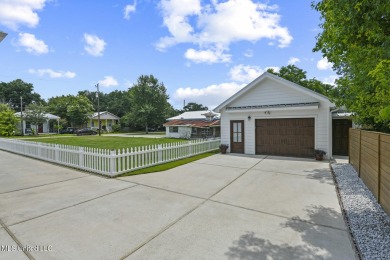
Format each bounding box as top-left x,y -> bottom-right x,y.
167,110 -> 220,121
14,112 -> 60,120
90,111 -> 120,120
214,72 -> 335,112
164,119 -> 220,128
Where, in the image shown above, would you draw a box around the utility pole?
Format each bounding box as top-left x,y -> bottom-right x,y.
20,96 -> 24,136
95,83 -> 101,136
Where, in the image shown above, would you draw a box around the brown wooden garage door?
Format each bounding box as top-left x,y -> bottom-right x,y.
255,118 -> 314,158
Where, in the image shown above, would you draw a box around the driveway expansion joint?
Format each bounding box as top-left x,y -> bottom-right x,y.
208,199 -> 348,232
116,179 -> 208,200
122,156 -> 268,258
7,184 -> 140,227
0,175 -> 90,195
191,161 -> 255,170
0,218 -> 34,260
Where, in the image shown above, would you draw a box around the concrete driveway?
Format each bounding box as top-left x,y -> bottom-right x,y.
0,150 -> 356,259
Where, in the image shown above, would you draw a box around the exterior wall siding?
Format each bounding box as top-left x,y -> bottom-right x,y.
166,126 -> 191,138
220,101 -> 331,158
228,78 -> 316,108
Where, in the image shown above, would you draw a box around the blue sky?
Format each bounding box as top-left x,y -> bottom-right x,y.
0,0 -> 337,109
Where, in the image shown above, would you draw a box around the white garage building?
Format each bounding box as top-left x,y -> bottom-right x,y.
214,72 -> 336,159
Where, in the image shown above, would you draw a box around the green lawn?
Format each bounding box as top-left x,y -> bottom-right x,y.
6,134 -> 220,176
19,136 -> 184,150
118,150 -> 219,177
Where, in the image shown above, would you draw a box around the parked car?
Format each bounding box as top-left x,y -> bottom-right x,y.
75,128 -> 97,136
61,127 -> 77,134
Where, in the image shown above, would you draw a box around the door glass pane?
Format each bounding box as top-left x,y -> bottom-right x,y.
233,134 -> 238,142
237,133 -> 242,142
237,122 -> 242,133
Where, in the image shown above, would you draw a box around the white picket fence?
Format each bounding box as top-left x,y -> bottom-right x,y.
0,138 -> 221,177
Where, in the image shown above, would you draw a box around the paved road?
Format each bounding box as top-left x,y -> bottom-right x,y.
0,150 -> 356,259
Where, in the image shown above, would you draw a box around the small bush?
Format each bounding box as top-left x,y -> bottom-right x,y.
111,124 -> 121,132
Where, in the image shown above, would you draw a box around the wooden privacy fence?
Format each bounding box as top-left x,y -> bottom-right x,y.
0,138 -> 221,177
349,129 -> 390,216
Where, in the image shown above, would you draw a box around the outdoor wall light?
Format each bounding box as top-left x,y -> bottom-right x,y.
248,115 -> 251,120
264,111 -> 271,115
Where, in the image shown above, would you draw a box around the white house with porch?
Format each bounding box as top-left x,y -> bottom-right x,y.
86,111 -> 120,132
15,112 -> 60,134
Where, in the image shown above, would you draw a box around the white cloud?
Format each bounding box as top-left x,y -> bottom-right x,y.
99,76 -> 119,87
157,0 -> 201,50
184,48 -> 231,63
0,0 -> 48,30
288,57 -> 300,65
17,33 -> 48,55
173,82 -> 245,109
84,33 -> 106,57
244,49 -> 254,58
157,0 -> 292,63
317,57 -> 333,70
230,64 -> 264,82
322,75 -> 339,85
230,64 -> 279,83
28,68 -> 76,78
124,2 -> 137,20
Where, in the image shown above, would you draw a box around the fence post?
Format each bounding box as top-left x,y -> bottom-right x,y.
378,134 -> 381,203
158,145 -> 163,162
358,129 -> 362,177
110,149 -> 116,176
188,141 -> 192,156
55,144 -> 59,161
79,147 -> 84,168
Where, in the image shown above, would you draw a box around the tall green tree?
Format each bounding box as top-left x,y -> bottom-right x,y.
105,90 -> 131,118
23,103 -> 48,135
0,104 -> 18,136
66,95 -> 94,127
78,89 -> 130,118
0,79 -> 44,111
183,102 -> 208,112
47,95 -> 94,127
125,75 -> 171,133
272,65 -> 307,86
313,0 -> 390,130
267,65 -> 334,98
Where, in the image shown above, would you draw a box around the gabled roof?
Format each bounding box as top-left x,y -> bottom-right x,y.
167,110 -> 220,121
164,119 -> 220,128
90,111 -> 120,120
15,112 -> 60,120
214,72 -> 335,112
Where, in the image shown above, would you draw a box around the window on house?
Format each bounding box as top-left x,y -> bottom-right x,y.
201,128 -> 210,136
169,126 -> 178,133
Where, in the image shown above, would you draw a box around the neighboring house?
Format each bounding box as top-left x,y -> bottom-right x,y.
214,72 -> 348,159
87,111 -> 120,132
15,112 -> 60,134
164,111 -> 221,139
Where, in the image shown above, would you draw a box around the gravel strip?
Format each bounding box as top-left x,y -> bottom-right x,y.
331,163 -> 390,260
